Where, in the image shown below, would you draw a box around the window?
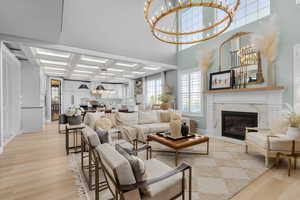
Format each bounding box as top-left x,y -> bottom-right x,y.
180,6 -> 203,50
179,69 -> 202,114
215,0 -> 270,32
179,0 -> 271,51
146,78 -> 162,105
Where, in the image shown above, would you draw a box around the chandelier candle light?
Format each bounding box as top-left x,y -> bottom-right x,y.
144,0 -> 240,44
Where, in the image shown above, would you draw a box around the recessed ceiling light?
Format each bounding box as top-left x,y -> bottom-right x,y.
94,76 -> 106,79
77,64 -> 99,69
73,70 -> 93,74
71,74 -> 89,77
39,59 -> 68,66
44,67 -> 66,71
36,48 -> 71,58
115,62 -> 138,68
144,66 -> 161,70
81,55 -> 108,64
46,72 -> 65,75
132,71 -> 145,74
123,75 -> 134,78
100,72 -> 115,76
107,68 -> 124,72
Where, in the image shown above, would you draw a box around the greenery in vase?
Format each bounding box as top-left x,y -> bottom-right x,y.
158,93 -> 174,104
65,106 -> 84,117
282,104 -> 300,128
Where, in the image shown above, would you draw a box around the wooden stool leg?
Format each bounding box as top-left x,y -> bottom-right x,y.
276,153 -> 280,169
294,157 -> 297,170
288,158 -> 292,176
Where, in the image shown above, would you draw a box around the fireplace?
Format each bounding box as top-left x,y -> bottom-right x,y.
222,111 -> 258,140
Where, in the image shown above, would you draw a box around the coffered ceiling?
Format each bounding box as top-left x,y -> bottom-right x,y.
28,46 -> 174,82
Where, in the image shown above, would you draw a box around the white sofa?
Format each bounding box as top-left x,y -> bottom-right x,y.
84,110 -> 190,143
116,110 -> 190,142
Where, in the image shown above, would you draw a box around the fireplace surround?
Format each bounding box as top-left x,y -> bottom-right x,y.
222,111 -> 258,140
205,87 -> 285,142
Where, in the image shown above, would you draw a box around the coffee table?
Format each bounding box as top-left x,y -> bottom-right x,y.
147,134 -> 209,166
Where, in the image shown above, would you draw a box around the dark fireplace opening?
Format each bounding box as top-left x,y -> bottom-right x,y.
222,111 -> 258,140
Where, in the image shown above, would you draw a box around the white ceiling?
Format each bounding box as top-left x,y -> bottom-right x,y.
26,46 -> 175,82
0,0 -> 177,65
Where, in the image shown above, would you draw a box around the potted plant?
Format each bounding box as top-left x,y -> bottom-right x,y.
158,93 -> 174,110
282,104 -> 300,138
65,106 -> 84,125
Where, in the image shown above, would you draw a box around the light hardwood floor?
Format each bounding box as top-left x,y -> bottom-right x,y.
0,123 -> 80,200
0,123 -> 300,200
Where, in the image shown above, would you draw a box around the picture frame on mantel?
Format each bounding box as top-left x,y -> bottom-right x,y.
209,70 -> 235,90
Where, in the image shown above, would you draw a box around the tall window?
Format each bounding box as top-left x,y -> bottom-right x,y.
146,78 -> 162,105
179,0 -> 271,51
215,0 -> 271,32
180,6 -> 203,50
179,70 -> 202,114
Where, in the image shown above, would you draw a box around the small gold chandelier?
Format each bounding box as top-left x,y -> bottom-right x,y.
144,0 -> 240,44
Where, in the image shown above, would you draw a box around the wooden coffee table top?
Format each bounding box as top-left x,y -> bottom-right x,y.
147,134 -> 209,150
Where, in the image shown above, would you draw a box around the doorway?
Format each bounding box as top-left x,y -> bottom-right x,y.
51,79 -> 61,121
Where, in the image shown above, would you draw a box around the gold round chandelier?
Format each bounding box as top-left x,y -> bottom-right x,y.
144,0 -> 240,45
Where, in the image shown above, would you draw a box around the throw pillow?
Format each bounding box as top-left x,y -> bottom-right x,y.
138,110 -> 159,124
84,112 -> 105,129
160,111 -> 171,123
95,117 -> 112,131
115,144 -> 150,195
105,113 -> 117,127
95,128 -> 109,144
271,117 -> 289,135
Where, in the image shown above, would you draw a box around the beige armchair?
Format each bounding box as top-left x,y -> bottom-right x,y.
245,127 -> 300,167
95,143 -> 192,200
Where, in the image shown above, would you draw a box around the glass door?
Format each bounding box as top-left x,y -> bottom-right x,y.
51,79 -> 61,121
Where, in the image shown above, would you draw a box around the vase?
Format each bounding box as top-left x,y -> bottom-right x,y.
160,103 -> 171,110
181,122 -> 189,137
68,115 -> 82,125
286,127 -> 300,139
267,61 -> 276,87
170,120 -> 181,138
203,73 -> 208,90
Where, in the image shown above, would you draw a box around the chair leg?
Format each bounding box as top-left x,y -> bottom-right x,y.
182,170 -> 185,200
294,157 -> 297,170
245,144 -> 248,153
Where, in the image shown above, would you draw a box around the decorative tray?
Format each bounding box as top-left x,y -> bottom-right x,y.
156,132 -> 196,141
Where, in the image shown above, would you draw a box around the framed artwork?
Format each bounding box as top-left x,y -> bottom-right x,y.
209,70 -> 234,90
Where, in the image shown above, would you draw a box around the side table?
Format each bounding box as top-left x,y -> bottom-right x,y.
66,123 -> 86,155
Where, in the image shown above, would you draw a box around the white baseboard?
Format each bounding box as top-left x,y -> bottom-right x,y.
208,135 -> 245,145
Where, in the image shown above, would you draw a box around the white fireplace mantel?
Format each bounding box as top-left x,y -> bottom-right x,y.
205,87 -> 285,141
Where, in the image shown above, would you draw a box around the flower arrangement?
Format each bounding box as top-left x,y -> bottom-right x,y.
252,15 -> 280,86
158,93 -> 174,104
198,49 -> 215,73
282,104 -> 300,128
65,106 -> 84,117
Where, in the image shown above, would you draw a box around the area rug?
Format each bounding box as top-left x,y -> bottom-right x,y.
68,138 -> 268,200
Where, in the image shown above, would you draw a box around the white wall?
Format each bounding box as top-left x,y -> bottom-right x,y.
0,44 -> 22,151
0,0 -> 62,42
21,62 -> 43,133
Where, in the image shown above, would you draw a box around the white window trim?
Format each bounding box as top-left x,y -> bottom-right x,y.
177,68 -> 204,117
